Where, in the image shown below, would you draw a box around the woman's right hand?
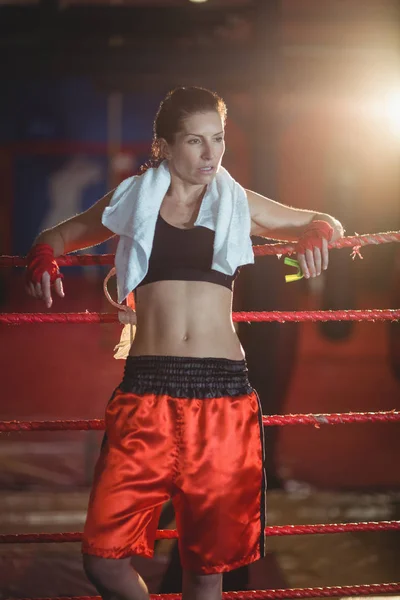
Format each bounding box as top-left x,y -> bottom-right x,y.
25,243 -> 65,308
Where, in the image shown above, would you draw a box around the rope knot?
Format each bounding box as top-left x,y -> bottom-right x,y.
351,244 -> 363,260
118,308 -> 137,326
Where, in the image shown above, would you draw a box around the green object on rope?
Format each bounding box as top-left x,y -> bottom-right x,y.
284,257 -> 303,283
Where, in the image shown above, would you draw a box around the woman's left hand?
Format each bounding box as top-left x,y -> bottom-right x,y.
297,238 -> 328,279
296,218 -> 344,279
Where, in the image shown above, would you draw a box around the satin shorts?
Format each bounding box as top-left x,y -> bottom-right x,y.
82,355 -> 267,574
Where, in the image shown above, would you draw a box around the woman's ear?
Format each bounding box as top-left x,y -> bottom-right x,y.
158,138 -> 171,160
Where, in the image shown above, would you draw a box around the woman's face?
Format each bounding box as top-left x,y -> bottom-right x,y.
163,110 -> 225,185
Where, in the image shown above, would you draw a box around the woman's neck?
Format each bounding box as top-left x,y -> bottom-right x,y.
166,179 -> 207,207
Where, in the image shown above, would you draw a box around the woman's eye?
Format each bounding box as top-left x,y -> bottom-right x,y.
188,138 -> 200,144
215,137 -> 224,143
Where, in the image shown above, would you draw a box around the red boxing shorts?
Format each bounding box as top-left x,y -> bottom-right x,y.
82,355 -> 267,574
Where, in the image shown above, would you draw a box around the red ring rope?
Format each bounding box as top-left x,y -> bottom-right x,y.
1,230 -> 399,267
0,410 -> 398,432
1,309 -> 399,325
1,520 -> 399,545
12,582 -> 400,600
253,231 -> 400,256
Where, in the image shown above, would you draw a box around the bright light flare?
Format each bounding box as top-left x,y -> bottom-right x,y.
383,90 -> 400,135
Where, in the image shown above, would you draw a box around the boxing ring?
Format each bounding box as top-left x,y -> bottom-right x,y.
1,230 -> 400,599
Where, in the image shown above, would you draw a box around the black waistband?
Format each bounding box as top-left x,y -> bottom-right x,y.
120,355 -> 252,399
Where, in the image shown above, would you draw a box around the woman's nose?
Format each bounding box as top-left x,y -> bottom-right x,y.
201,144 -> 213,160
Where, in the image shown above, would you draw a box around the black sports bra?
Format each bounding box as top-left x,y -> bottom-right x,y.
137,214 -> 238,290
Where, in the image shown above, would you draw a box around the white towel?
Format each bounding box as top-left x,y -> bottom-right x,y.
102,160 -> 254,302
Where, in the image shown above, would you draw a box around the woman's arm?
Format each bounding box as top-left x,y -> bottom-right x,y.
34,189 -> 116,256
246,189 -> 344,241
27,190 -> 116,307
246,189 -> 344,278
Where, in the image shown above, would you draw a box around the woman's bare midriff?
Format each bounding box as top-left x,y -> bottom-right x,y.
129,279 -> 244,360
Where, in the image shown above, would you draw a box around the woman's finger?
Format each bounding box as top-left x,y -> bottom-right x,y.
297,253 -> 310,279
313,247 -> 322,276
305,248 -> 316,277
55,277 -> 65,298
322,238 -> 329,270
25,283 -> 34,297
35,282 -> 43,299
42,272 -> 52,308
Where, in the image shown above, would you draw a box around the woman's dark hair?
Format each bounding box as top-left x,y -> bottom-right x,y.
140,86 -> 227,172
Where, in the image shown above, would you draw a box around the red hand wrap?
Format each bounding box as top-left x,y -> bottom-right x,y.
296,220 -> 334,255
26,243 -> 63,285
